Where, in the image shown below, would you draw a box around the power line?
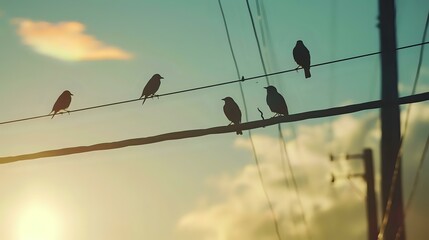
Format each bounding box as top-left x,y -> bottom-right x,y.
403,11 -> 429,211
1,41 -> 428,126
347,177 -> 365,200
1,91 -> 427,164
410,12 -> 429,95
217,1 -> 282,240
248,0 -> 311,235
247,0 -> 311,237
218,0 -> 241,79
402,11 -> 429,148
250,136 -> 283,240
240,0 -> 282,240
391,11 -> 429,240
395,134 -> 429,240
246,0 -> 269,85
249,1 -> 309,238
247,1 -> 305,239
278,126 -> 312,240
248,0 -> 309,236
377,11 -> 429,240
328,0 -> 338,155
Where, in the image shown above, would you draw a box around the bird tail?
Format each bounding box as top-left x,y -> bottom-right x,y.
304,68 -> 311,78
235,124 -> 243,135
141,97 -> 147,106
284,107 -> 289,116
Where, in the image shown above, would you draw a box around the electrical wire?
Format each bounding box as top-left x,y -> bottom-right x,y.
347,177 -> 365,200
246,1 -> 294,239
217,0 -> 241,79
400,12 -> 429,149
278,126 -> 312,240
377,11 -> 429,240
1,41 -> 428,126
254,2 -> 305,238
245,0 -> 269,85
410,13 -> 429,95
394,15 -> 429,240
217,1 -> 282,240
394,134 -> 429,240
1,92 -> 428,164
328,0 -> 338,152
247,0 -> 311,238
246,0 -> 287,238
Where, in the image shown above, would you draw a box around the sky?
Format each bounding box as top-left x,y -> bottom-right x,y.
0,0 -> 428,240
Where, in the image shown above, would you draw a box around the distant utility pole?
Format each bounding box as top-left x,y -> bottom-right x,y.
330,148 -> 378,240
346,149 -> 378,240
378,0 -> 405,239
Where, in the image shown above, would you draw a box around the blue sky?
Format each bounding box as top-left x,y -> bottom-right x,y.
0,0 -> 428,240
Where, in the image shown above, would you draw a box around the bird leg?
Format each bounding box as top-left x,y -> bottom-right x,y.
150,94 -> 160,100
295,66 -> 300,72
228,122 -> 233,126
271,113 -> 279,118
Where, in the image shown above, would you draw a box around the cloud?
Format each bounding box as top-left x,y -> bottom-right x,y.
12,19 -> 133,61
401,103 -> 429,178
176,105 -> 429,240
177,114 -> 378,240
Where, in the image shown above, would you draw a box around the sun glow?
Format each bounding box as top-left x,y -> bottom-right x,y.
15,201 -> 62,240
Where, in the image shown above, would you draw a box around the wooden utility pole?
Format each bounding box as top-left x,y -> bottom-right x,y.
362,149 -> 378,240
378,0 -> 405,239
331,148 -> 378,240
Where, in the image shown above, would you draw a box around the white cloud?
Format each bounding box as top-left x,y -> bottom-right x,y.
13,19 -> 133,61
401,103 -> 429,166
176,104 -> 429,240
176,114 -> 381,240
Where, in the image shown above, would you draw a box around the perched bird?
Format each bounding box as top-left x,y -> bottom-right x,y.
222,97 -> 242,135
293,40 -> 311,78
264,86 -> 289,117
140,73 -> 164,106
50,90 -> 73,119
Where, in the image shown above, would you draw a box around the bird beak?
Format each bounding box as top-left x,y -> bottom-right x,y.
161,77 -> 164,79
263,87 -> 268,89
221,98 -> 226,101
71,93 -> 74,96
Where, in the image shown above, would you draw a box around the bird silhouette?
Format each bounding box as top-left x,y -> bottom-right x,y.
50,90 -> 73,119
265,86 -> 289,117
222,97 -> 242,135
140,74 -> 164,106
293,40 -> 311,78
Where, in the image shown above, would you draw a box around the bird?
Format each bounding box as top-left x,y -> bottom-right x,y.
140,73 -> 164,106
264,86 -> 289,117
50,90 -> 73,119
293,40 -> 311,78
222,97 -> 242,135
